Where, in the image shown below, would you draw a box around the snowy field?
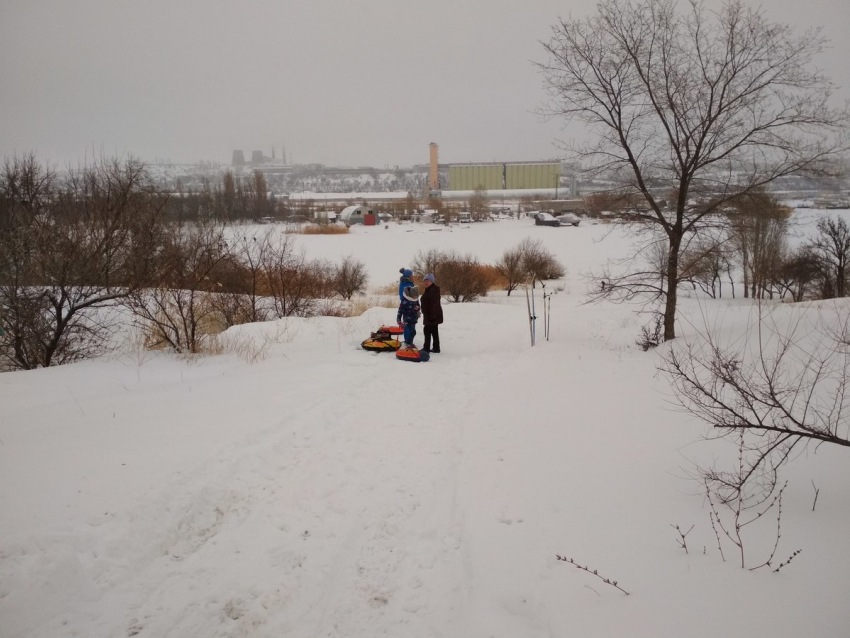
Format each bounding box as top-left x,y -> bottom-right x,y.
2,217 -> 849,637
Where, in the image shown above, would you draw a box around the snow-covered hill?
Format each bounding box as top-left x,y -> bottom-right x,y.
1,219 -> 849,637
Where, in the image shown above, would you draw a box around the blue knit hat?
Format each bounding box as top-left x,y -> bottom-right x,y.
424,273 -> 436,283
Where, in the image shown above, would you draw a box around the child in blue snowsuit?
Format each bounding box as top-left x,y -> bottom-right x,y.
397,285 -> 421,348
398,268 -> 414,300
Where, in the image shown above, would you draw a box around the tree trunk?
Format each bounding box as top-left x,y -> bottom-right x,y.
664,234 -> 681,341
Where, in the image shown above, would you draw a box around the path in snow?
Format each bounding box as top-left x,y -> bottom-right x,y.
10,304 -> 528,638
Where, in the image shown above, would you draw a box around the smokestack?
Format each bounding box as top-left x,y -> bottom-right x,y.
429,143 -> 439,190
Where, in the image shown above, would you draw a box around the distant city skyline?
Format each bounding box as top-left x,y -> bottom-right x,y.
2,0 -> 848,169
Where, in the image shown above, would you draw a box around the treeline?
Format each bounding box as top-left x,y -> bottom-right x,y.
169,176 -> 498,224
595,191 -> 850,306
678,192 -> 850,302
0,155 -> 368,371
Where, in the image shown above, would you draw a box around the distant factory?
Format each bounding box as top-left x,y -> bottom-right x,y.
231,146 -> 290,171
230,142 -> 578,197
426,143 -> 578,197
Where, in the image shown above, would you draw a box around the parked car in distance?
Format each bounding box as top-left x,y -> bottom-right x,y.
534,212 -> 560,227
558,213 -> 581,226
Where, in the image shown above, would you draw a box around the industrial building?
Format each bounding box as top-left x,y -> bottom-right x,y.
448,162 -> 562,191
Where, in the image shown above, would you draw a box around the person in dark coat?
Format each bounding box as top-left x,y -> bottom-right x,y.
420,273 -> 443,353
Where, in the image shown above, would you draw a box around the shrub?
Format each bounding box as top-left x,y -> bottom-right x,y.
331,255 -> 368,300
136,291 -> 225,354
410,248 -> 444,279
410,249 -> 495,302
260,237 -> 329,317
437,251 -> 491,302
495,246 -> 527,295
636,314 -> 664,351
519,238 -> 565,283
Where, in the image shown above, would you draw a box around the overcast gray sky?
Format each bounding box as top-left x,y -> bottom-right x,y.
1,0 -> 848,168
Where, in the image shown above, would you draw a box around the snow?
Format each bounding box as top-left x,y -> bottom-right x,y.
2,218 -> 850,637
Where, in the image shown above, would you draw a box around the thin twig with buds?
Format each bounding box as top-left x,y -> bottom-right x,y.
750,483 -> 788,571
706,488 -> 727,562
555,555 -> 630,595
671,524 -> 694,554
774,549 -> 802,572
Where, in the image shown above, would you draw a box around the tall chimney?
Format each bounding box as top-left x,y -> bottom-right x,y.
429,143 -> 439,190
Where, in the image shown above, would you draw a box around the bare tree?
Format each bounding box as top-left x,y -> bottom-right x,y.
410,248 -> 444,279
252,171 -> 270,220
126,219 -> 230,353
679,237 -> 734,299
468,187 -> 490,221
583,191 -> 629,218
219,170 -> 236,221
808,215 -> 850,298
540,0 -> 848,340
728,192 -> 791,299
0,154 -> 57,369
404,192 -> 419,218
208,229 -> 273,327
0,152 -> 55,222
233,174 -> 255,222
774,248 -> 821,302
495,246 -> 527,296
331,255 -> 368,300
518,237 -> 565,287
0,155 -> 168,369
663,305 -> 850,505
262,234 -> 319,317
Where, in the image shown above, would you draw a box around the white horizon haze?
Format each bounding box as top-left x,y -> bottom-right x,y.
1,0 -> 848,169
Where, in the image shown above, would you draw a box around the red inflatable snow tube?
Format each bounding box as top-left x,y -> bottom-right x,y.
396,347 -> 430,363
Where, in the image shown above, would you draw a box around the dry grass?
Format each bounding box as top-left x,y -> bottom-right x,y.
376,281 -> 400,295
478,264 -> 509,291
218,321 -> 294,364
196,310 -> 228,335
197,334 -> 226,356
314,299 -> 350,317
288,225 -> 350,235
220,333 -> 271,364
138,296 -> 228,354
348,295 -> 398,316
